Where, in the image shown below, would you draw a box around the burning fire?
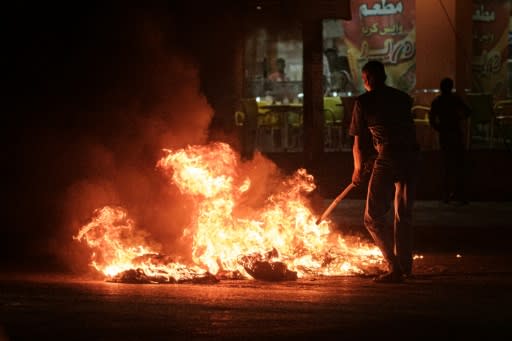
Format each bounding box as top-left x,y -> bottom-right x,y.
74,142 -> 384,283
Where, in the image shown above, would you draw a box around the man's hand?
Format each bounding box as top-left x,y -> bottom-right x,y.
362,155 -> 375,181
352,136 -> 376,188
351,168 -> 363,187
352,158 -> 374,188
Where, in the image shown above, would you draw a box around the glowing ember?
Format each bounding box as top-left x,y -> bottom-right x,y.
74,142 -> 384,282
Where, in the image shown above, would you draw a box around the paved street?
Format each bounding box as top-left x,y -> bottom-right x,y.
2,200 -> 512,340
1,256 -> 512,341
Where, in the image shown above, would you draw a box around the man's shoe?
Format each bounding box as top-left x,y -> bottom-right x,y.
373,271 -> 404,283
403,273 -> 415,280
454,200 -> 469,206
442,193 -> 454,204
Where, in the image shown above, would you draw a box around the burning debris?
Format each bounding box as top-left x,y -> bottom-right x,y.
107,253 -> 219,284
74,143 -> 385,283
239,248 -> 297,281
109,268 -> 219,284
109,269 -> 168,284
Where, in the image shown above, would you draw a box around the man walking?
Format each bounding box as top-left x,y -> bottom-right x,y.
349,60 -> 420,283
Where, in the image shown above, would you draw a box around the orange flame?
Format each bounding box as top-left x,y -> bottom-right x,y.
74,142 -> 384,281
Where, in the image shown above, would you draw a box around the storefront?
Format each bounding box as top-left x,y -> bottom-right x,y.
234,0 -> 512,159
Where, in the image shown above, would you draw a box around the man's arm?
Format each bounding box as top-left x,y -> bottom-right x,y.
352,135 -> 364,186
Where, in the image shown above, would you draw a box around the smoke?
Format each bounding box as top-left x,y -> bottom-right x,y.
2,4 -> 222,273
60,9 -> 218,272
4,3 -> 291,275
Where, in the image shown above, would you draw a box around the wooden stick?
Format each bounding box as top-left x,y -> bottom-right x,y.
315,183 -> 356,225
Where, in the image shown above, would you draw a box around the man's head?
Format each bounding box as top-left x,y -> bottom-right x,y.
276,58 -> 286,72
440,77 -> 454,94
362,60 -> 386,91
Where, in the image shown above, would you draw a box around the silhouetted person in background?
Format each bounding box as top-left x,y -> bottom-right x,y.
267,57 -> 288,82
349,60 -> 420,283
429,77 -> 471,205
267,57 -> 293,102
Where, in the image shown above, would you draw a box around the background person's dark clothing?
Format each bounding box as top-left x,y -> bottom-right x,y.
429,93 -> 471,202
350,85 -> 420,275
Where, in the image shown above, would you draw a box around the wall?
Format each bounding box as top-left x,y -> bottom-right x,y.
416,0 -> 472,91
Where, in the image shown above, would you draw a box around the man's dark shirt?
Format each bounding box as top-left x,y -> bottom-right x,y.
349,85 -> 418,154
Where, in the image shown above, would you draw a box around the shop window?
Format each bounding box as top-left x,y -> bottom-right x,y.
472,0 -> 511,99
327,0 -> 416,95
243,24 -> 304,153
322,1 -> 416,152
244,27 -> 303,102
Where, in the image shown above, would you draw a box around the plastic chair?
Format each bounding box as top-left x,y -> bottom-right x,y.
242,98 -> 281,152
411,105 -> 438,150
493,99 -> 512,150
411,105 -> 431,121
284,110 -> 302,151
465,93 -> 495,149
324,97 -> 344,151
238,98 -> 260,158
340,96 -> 356,148
323,109 -> 336,150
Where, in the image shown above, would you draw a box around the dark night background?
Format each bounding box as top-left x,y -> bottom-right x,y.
3,1 -> 254,273
4,1 -> 512,275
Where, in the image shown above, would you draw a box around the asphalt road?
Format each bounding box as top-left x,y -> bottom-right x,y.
2,200 -> 511,340
1,251 -> 512,341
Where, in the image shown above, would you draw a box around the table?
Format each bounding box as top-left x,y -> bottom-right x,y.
259,103 -> 303,151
